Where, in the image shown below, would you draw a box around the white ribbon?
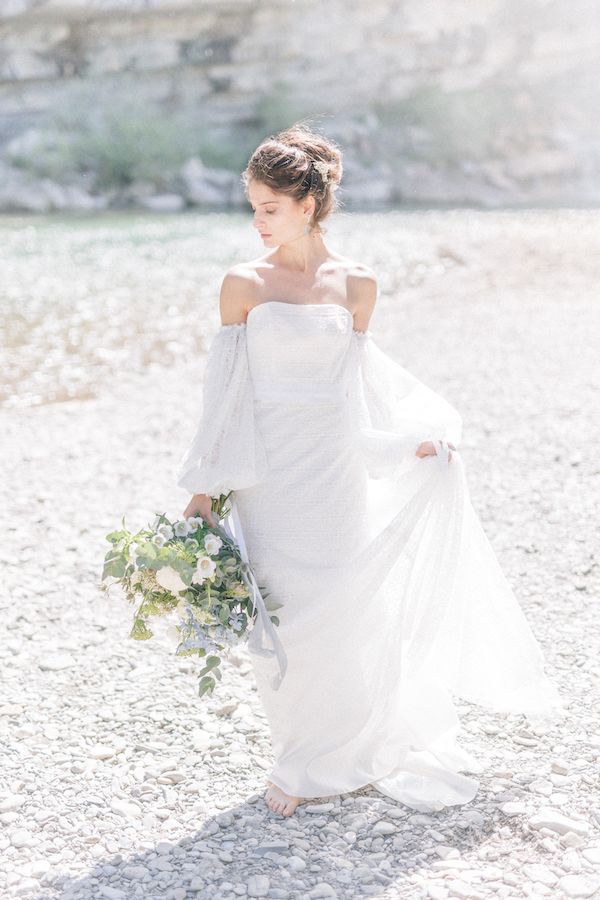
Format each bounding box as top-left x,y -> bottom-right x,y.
432,438 -> 451,471
220,496 -> 288,690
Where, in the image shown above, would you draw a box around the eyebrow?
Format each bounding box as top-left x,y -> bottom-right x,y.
251,201 -> 279,207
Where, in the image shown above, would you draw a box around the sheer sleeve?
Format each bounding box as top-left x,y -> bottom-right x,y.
345,328 -> 564,723
176,323 -> 268,497
348,329 -> 462,478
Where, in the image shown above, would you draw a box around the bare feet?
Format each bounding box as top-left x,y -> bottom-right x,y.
264,780 -> 303,816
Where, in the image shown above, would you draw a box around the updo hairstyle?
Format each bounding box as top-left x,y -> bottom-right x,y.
241,122 -> 343,233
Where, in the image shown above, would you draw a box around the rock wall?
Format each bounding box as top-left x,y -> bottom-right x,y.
1,0 -> 599,210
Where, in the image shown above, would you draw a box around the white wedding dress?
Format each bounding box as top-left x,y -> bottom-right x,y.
177,300 -> 564,812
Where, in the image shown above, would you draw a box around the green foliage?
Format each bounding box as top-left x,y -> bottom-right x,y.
131,617 -> 153,640
7,79 -> 334,192
198,675 -> 216,697
102,552 -> 128,579
9,83 -> 200,189
374,84 -> 524,165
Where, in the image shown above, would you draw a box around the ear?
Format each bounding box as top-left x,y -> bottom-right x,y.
302,197 -> 316,218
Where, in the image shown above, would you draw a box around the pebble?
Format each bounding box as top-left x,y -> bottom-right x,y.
372,820 -> 397,835
246,874 -> 270,897
9,830 -> 34,849
0,795 -> 24,812
499,802 -> 528,816
582,847 -> 600,865
309,883 -> 337,898
88,744 -> 118,760
37,653 -> 76,670
110,798 -> 142,818
288,856 -> 307,871
558,875 -> 600,898
304,803 -> 335,813
529,808 -> 590,836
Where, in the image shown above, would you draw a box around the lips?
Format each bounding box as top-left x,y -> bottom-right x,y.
260,234 -> 271,237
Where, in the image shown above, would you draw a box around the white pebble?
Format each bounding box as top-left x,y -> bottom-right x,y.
558,875 -> 600,898
10,830 -> 33,849
247,874 -> 270,896
529,808 -> 589,836
38,653 -> 76,671
88,744 -> 118,760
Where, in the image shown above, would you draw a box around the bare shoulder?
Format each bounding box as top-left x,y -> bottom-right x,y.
219,263 -> 260,325
345,261 -> 378,332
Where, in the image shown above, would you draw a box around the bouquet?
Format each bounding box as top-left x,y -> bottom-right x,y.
100,492 -> 283,697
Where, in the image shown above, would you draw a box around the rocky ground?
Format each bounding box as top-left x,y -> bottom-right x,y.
1,208 -> 599,899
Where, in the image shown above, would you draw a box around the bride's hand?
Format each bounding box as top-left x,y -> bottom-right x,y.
183,493 -> 217,528
415,440 -> 456,463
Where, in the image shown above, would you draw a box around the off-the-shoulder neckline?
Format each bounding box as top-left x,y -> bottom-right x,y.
221,300 -> 370,335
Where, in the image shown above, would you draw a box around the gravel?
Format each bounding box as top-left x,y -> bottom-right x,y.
1,208 -> 599,899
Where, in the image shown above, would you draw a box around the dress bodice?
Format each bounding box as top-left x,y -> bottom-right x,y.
245,301 -> 359,405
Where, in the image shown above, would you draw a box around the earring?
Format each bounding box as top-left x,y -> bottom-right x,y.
304,219 -> 311,235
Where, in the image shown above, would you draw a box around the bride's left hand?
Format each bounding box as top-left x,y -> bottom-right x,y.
415,440 -> 456,463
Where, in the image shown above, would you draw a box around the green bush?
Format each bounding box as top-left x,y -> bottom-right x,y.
375,83 -> 524,165
6,79 -> 333,190
8,82 -> 201,189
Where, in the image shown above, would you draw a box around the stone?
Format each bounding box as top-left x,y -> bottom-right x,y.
38,653 -> 76,671
372,820 -> 397,835
246,874 -> 270,897
558,875 -> 600,898
529,808 -> 589,836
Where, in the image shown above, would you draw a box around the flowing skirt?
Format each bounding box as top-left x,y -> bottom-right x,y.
231,396 -> 495,811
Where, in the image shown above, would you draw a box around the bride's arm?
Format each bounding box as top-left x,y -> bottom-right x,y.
348,270 -> 460,468
177,272 -> 268,517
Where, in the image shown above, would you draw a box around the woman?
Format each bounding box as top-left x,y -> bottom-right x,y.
177,123 -> 564,818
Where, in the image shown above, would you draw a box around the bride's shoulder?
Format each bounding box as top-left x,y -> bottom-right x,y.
333,256 -> 378,291
343,261 -> 378,330
219,263 -> 261,325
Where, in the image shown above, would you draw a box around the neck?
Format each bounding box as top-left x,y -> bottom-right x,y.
275,227 -> 329,273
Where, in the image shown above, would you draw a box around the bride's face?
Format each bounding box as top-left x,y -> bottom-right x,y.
247,179 -> 314,246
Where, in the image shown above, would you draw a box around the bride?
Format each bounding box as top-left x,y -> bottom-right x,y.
177,122 -> 564,818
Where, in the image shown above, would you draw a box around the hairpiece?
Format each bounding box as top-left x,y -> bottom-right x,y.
313,160 -> 331,184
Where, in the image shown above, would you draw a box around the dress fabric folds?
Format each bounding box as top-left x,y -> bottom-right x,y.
176,301 -> 564,812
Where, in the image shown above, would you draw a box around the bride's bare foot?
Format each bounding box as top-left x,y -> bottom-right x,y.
265,780 -> 302,816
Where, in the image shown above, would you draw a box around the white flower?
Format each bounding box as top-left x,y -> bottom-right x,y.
155,566 -> 188,595
186,515 -> 204,530
174,519 -> 193,537
152,534 -> 167,547
165,623 -> 182,647
204,534 -> 223,556
151,515 -> 163,530
192,556 -> 217,584
157,524 -> 174,541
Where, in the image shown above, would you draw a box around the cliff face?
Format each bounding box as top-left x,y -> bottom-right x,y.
1,0 -> 598,208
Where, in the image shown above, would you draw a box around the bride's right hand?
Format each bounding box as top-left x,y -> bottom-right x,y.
183,493 -> 217,528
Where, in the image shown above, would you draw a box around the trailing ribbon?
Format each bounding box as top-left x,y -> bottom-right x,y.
220,496 -> 288,690
432,438 -> 451,471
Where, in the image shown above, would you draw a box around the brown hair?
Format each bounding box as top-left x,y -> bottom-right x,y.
241,121 -> 343,233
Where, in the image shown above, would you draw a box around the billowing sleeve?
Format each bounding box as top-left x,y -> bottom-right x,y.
176,323 -> 268,497
348,329 -> 462,478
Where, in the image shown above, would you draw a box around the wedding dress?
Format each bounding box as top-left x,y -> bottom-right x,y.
176,301 -> 564,812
